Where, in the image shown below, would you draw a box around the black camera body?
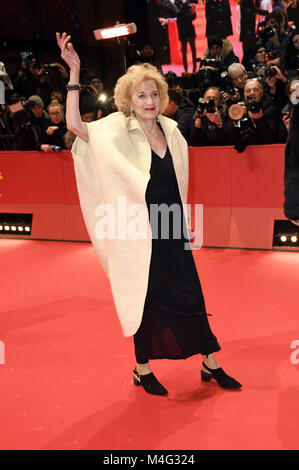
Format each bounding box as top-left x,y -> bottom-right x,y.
196,97 -> 216,117
234,115 -> 256,153
220,70 -> 235,96
164,71 -> 180,87
245,97 -> 262,114
257,24 -> 278,41
265,66 -> 277,79
200,57 -> 221,68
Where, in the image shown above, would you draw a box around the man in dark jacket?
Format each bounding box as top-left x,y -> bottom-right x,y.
205,35 -> 240,68
176,0 -> 197,73
191,86 -> 228,146
227,78 -> 279,152
15,95 -> 51,150
164,85 -> 195,143
284,78 -> 299,224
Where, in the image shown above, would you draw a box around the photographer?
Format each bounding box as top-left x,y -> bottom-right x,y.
262,51 -> 289,113
196,57 -> 222,95
163,85 -> 195,143
227,78 -> 279,152
191,86 -> 228,146
13,56 -> 37,99
284,28 -> 299,78
221,63 -> 248,106
204,35 -> 240,69
40,100 -> 67,152
15,95 -> 51,150
246,43 -> 268,76
262,11 -> 289,54
130,41 -> 162,71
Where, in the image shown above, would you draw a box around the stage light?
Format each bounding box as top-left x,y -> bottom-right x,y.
93,22 -> 137,75
0,213 -> 32,237
273,220 -> 299,250
93,23 -> 137,41
98,93 -> 107,103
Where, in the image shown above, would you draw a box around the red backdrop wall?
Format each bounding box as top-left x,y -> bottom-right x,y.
0,145 -> 287,249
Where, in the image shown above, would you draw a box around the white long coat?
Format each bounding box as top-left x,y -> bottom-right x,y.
72,112 -> 189,337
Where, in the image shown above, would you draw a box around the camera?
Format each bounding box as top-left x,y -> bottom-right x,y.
234,115 -> 256,153
245,96 -> 262,114
80,85 -> 96,97
7,95 -> 43,130
164,71 -> 181,87
200,58 -> 221,68
265,66 -> 277,79
220,70 -> 235,96
257,23 -> 278,41
195,97 -> 216,117
196,67 -> 218,91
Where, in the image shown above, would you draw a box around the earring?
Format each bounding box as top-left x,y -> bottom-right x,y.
130,109 -> 135,120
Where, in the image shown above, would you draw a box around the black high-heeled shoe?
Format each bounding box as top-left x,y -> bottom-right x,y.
133,368 -> 168,396
201,362 -> 242,389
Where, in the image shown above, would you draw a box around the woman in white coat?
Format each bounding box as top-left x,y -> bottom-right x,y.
56,32 -> 241,396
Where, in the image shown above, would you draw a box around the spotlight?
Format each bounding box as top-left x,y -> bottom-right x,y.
0,213 -> 33,237
93,22 -> 137,75
273,220 -> 299,249
98,93 -> 107,103
93,23 -> 137,41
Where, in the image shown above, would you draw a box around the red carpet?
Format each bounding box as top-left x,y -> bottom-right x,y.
162,0 -> 243,75
0,239 -> 299,450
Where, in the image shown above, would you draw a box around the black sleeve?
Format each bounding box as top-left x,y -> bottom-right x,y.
254,103 -> 279,143
284,104 -> 299,219
176,107 -> 195,144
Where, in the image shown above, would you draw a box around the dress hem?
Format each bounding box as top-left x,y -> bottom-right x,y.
144,345 -> 221,361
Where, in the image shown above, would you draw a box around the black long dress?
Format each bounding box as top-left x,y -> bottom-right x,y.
133,146 -> 220,362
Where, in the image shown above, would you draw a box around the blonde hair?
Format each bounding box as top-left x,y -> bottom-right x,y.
47,100 -> 64,115
114,63 -> 169,116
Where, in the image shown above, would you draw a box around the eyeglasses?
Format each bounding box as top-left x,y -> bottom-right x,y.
49,111 -> 62,116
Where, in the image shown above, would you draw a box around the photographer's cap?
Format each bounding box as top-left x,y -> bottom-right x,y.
207,35 -> 223,48
28,95 -> 44,108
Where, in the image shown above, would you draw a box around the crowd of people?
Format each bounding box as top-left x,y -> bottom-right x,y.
0,4 -> 299,154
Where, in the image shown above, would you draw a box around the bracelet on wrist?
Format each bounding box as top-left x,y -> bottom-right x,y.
66,83 -> 82,91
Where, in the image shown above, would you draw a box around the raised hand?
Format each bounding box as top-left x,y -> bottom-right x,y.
56,32 -> 80,71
